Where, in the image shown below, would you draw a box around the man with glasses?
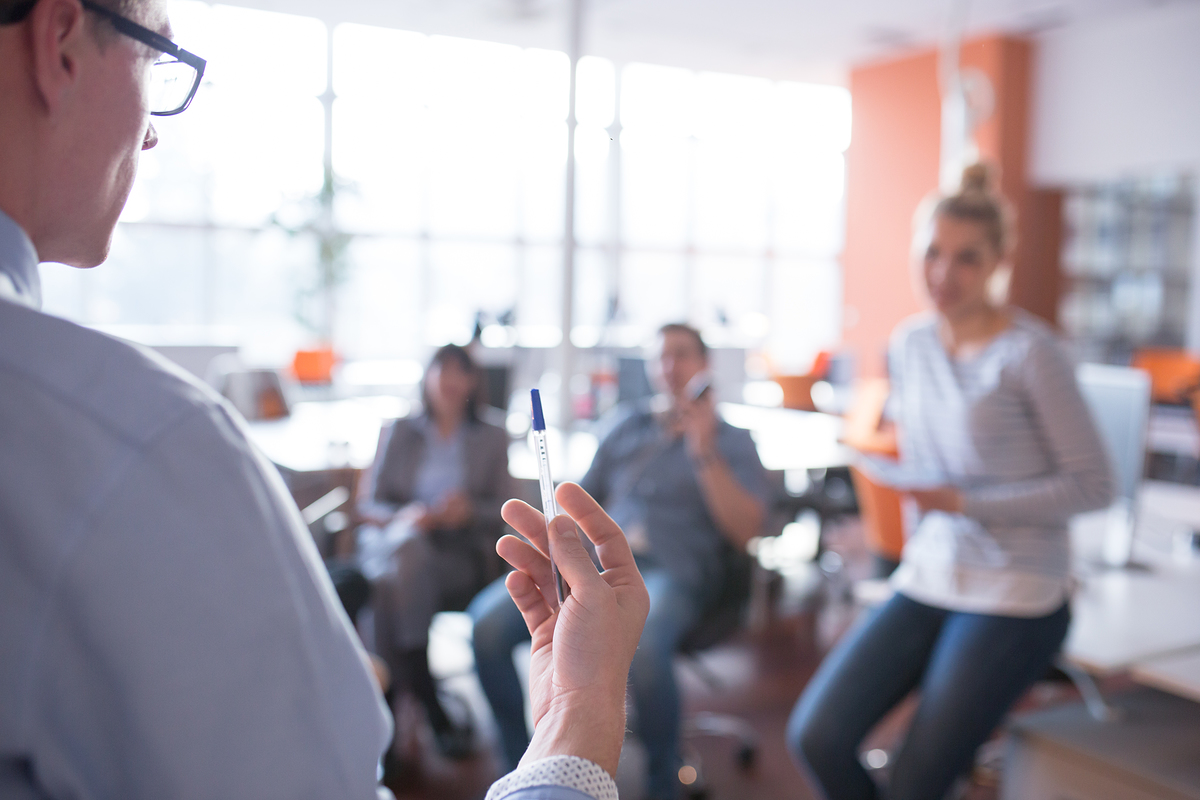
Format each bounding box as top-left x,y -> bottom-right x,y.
0,1 -> 395,796
0,2 -> 648,799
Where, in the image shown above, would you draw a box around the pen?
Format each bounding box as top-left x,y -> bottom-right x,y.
530,389 -> 566,606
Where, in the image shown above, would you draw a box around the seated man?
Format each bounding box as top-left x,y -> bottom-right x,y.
471,323 -> 772,800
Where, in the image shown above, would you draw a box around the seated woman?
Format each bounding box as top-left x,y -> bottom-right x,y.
787,164 -> 1114,800
356,344 -> 510,757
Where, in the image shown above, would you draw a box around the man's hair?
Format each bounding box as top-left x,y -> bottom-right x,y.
0,0 -> 144,28
658,323 -> 708,358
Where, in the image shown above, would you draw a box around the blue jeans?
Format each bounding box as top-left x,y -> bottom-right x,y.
787,593 -> 1070,800
470,568 -> 705,799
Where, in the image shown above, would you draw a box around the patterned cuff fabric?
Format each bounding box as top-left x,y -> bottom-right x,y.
485,755 -> 619,800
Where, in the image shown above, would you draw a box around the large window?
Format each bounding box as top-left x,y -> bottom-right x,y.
41,1 -> 850,373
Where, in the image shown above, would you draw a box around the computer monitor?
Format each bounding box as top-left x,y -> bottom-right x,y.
1075,363 -> 1152,566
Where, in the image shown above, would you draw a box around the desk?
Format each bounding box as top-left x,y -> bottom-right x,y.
1132,651 -> 1200,705
507,403 -> 851,484
1003,688 -> 1200,800
1148,405 -> 1200,459
1065,481 -> 1200,674
245,396 -> 408,473
717,403 -> 851,472
508,429 -> 599,483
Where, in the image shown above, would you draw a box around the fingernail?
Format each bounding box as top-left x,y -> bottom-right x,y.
550,516 -> 576,538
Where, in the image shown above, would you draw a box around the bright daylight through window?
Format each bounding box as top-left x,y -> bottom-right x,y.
40,1 -> 851,374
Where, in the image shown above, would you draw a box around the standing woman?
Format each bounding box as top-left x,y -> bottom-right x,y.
787,164 -> 1114,800
357,344 -> 511,757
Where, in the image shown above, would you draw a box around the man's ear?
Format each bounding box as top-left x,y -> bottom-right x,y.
28,0 -> 90,116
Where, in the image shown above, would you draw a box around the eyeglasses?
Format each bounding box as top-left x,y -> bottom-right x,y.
1,0 -> 206,116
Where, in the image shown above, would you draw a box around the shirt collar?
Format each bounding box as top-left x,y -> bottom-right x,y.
0,208 -> 41,310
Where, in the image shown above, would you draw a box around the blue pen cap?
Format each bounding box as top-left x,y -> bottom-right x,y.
530,389 -> 546,431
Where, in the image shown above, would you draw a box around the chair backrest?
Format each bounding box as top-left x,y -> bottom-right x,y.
617,357 -> 654,404
1131,348 -> 1200,405
678,548 -> 755,655
840,378 -> 897,456
1075,363 -> 1151,503
773,374 -> 819,412
849,466 -> 905,562
211,364 -> 290,421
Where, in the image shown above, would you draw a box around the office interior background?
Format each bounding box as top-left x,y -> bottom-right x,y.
35,0 -> 1200,797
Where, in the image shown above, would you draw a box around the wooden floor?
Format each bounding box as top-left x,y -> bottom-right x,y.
385,517 -> 1091,800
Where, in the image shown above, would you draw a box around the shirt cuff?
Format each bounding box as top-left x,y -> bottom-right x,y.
961,490 -> 996,521
484,755 -> 619,800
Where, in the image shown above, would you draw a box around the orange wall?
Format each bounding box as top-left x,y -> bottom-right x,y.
841,35 -> 1039,377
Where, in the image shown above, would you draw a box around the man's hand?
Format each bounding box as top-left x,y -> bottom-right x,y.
677,391 -> 719,460
907,486 -> 965,514
497,483 -> 650,778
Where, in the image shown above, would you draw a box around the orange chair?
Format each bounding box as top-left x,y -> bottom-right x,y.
771,350 -> 835,412
849,466 -> 905,567
1131,348 -> 1200,405
292,347 -> 337,385
841,379 -> 905,568
773,374 -> 820,411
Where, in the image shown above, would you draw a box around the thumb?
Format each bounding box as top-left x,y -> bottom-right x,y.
548,514 -> 602,594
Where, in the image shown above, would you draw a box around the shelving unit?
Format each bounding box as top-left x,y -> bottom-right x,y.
1058,176 -> 1195,364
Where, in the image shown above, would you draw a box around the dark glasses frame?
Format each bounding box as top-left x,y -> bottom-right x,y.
1,0 -> 206,116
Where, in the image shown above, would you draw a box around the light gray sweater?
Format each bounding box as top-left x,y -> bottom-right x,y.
886,311 -> 1114,617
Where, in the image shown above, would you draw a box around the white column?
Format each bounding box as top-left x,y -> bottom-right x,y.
559,0 -> 585,427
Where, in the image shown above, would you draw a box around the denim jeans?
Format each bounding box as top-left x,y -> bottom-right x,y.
469,567 -> 705,799
786,592 -> 1070,800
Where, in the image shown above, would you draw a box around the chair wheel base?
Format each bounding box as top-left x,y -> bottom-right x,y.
737,744 -> 757,770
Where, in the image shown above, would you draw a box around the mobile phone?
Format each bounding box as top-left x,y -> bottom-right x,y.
686,371 -> 713,402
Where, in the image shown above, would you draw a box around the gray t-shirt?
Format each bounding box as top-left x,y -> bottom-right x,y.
580,402 -> 773,594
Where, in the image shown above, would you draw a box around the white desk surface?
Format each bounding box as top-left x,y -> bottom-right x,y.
245,397 -> 407,473
1064,481 -> 1200,675
504,402 -> 851,483
717,403 -> 851,472
1147,405 -> 1200,458
1131,650 -> 1200,704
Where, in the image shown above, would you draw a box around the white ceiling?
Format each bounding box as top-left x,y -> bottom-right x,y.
223,0 -> 1190,85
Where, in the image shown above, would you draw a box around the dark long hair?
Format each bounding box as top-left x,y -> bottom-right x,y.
421,344 -> 485,424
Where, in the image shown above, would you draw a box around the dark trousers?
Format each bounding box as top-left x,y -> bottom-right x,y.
787,593 -> 1070,800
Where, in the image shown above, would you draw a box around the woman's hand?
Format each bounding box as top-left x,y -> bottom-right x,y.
907,486 -> 965,514
496,482 -> 650,778
439,490 -> 474,529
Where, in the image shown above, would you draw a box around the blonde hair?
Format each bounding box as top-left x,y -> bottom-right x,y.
931,162 -> 1015,256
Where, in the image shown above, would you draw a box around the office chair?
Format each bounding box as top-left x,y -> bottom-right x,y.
675,549 -> 760,798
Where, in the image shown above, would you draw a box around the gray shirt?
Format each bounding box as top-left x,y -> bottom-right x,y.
0,210 -> 391,799
580,402 -> 773,594
885,311 -> 1114,616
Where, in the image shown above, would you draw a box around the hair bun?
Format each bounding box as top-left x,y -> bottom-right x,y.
960,162 -> 994,195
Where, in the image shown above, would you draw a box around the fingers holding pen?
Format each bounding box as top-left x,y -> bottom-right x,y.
504,567 -> 553,637
554,482 -> 640,578
497,534 -> 559,611
501,498 -> 550,557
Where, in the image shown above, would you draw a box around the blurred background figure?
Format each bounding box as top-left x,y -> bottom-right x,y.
787,164 -> 1114,800
470,323 -> 772,800
356,344 -> 512,758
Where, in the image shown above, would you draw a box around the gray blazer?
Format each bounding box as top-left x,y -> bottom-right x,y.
357,413 -> 512,552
